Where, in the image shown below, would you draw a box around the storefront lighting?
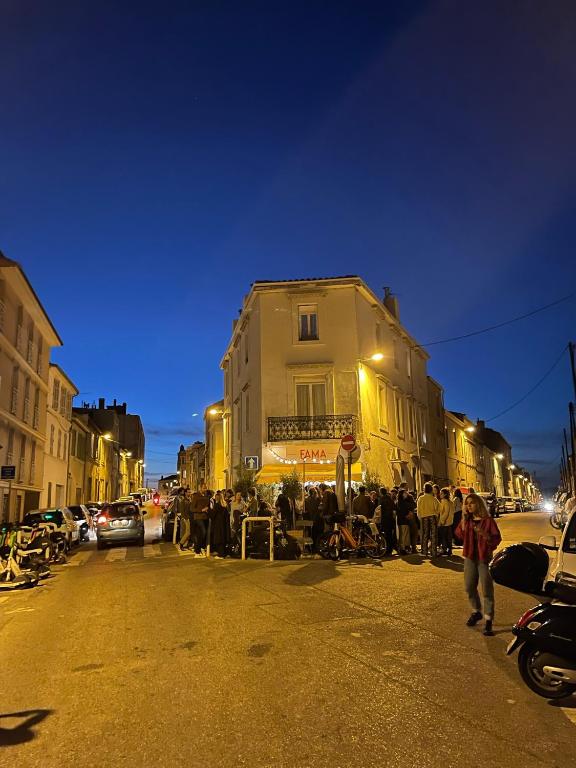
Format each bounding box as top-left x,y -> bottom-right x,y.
496,453 -> 504,460
370,353 -> 384,361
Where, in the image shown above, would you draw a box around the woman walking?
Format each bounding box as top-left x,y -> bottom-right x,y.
452,488 -> 463,545
455,493 -> 502,636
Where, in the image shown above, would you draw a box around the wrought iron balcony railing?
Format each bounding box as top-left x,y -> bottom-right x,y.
268,414 -> 357,442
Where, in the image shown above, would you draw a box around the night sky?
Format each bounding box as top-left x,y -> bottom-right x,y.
1,1 -> 575,491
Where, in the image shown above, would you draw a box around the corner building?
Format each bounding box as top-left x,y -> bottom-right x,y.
221,276 -> 435,490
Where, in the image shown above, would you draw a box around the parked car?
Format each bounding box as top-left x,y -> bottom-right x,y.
540,506 -> 576,591
513,497 -> 525,512
502,497 -> 517,513
96,501 -> 146,549
67,504 -> 92,541
22,508 -> 79,550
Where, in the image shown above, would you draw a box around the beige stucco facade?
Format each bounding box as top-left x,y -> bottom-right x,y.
0,254 -> 62,520
41,364 -> 78,507
205,400 -> 225,490
221,277 -> 436,491
444,410 -> 485,490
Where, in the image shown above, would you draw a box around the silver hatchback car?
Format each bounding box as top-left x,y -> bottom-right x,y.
96,502 -> 146,549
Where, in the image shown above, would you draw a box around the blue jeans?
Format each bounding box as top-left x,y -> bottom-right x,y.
464,558 -> 495,620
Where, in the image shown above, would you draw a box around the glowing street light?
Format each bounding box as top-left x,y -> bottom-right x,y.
370,352 -> 384,361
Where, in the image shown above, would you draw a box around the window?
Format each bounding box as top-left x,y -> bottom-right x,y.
406,348 -> 411,378
10,366 -> 19,415
393,340 -> 399,370
420,409 -> 428,445
52,379 -> 60,411
407,399 -> 416,440
57,430 -> 62,459
18,435 -> 26,482
36,338 -> 43,376
453,430 -> 457,453
23,377 -> 31,422
6,429 -> 15,464
244,392 -> 250,432
394,392 -> 404,436
296,382 -> 326,416
33,387 -> 40,429
15,305 -> 23,351
60,387 -> 67,415
234,400 -> 240,439
27,323 -> 34,365
298,305 -> 318,341
49,425 -> 55,455
70,430 -> 77,457
375,322 -> 382,348
29,442 -> 36,484
378,381 -> 388,431
63,433 -> 67,459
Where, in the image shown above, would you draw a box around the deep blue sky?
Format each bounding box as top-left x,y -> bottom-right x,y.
1,1 -> 575,490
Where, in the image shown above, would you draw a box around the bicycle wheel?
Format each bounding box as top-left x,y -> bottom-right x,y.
328,532 -> 344,561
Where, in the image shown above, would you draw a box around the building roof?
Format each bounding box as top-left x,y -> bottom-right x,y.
49,363 -> 79,394
253,275 -> 359,286
0,251 -> 63,346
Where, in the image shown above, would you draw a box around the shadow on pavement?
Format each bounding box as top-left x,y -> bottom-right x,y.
548,697 -> 576,709
0,709 -> 53,747
430,555 -> 464,572
399,554 -> 426,566
283,559 -> 343,586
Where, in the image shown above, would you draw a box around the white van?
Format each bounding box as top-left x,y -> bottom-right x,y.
540,508 -> 576,590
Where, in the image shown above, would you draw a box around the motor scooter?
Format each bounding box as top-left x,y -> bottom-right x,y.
506,582 -> 576,699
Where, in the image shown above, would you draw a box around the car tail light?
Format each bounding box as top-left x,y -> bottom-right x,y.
97,515 -> 108,524
516,608 -> 539,628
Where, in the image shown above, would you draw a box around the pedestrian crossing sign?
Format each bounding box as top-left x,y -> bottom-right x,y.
244,456 -> 259,471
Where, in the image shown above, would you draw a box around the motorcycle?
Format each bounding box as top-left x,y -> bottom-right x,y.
0,529 -> 40,589
506,582 -> 576,699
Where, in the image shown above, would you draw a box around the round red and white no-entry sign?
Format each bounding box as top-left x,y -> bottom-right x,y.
340,434 -> 356,452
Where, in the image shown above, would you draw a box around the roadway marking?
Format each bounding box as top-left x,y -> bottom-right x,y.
65,552 -> 93,567
143,544 -> 162,558
105,547 -> 127,563
560,707 -> 576,726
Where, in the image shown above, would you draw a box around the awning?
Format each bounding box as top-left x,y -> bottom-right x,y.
256,462 -> 363,484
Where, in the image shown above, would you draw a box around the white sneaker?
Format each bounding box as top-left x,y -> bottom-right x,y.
212,555 -> 223,560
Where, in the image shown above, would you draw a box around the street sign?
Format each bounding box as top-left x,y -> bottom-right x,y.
340,434 -> 356,452
1,466 -> 15,480
244,456 -> 259,471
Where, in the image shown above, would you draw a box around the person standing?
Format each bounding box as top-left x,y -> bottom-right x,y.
176,488 -> 191,550
208,490 -> 230,558
452,488 -> 463,545
455,493 -> 502,636
304,487 -> 322,553
352,486 -> 373,519
417,482 -> 439,557
438,487 -> 455,556
396,489 -> 415,554
377,487 -> 397,555
230,491 -> 246,535
275,491 -> 292,523
191,484 -> 210,557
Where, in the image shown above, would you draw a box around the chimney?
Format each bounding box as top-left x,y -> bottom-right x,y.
383,287 -> 400,320
113,398 -> 117,407
98,398 -> 105,409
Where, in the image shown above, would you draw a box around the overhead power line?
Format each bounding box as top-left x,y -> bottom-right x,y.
422,291 -> 575,347
486,344 -> 568,423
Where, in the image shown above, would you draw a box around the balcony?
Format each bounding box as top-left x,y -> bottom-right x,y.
268,414 -> 357,442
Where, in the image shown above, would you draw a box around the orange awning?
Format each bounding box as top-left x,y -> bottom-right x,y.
255,462 -> 363,484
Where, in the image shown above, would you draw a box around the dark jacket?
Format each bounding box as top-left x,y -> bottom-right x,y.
378,493 -> 396,529
208,501 -> 230,549
352,493 -> 373,519
191,491 -> 209,521
304,494 -> 320,521
396,495 -> 415,526
320,489 -> 339,519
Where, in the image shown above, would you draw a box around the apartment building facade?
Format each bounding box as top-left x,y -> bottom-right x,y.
177,441 -> 206,490
0,254 -> 63,520
41,364 -> 78,507
205,400 -> 225,490
221,276 -> 434,491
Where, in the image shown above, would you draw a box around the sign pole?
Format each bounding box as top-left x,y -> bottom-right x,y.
347,454 -> 352,524
7,478 -> 12,523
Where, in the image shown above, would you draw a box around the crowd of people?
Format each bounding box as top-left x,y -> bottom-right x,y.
167,480 -> 502,636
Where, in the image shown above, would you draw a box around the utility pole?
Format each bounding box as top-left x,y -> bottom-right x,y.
563,428 -> 573,495
569,341 -> 576,401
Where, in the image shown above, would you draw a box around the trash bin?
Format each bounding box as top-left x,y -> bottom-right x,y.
489,542 -> 549,595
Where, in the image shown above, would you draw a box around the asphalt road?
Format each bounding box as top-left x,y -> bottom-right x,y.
1,509 -> 574,768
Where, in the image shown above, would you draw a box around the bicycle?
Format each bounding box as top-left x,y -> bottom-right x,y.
319,515 -> 384,561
